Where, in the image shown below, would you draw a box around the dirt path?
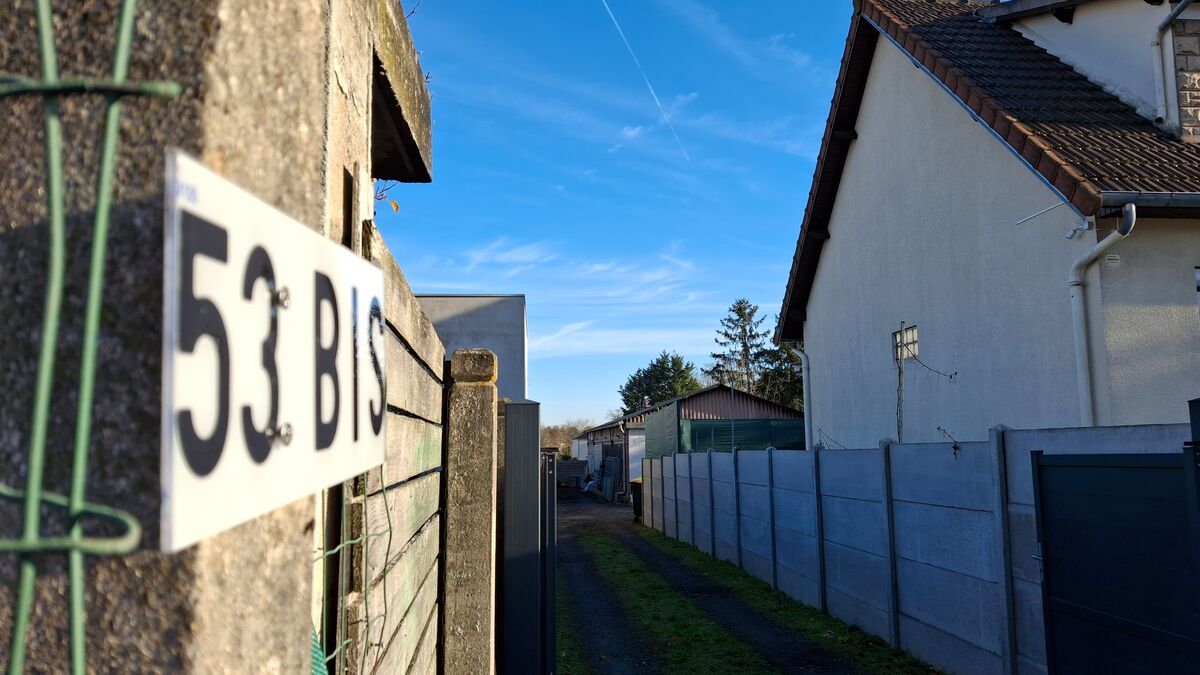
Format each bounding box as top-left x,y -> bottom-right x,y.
557,489 -> 859,675
557,490 -> 663,674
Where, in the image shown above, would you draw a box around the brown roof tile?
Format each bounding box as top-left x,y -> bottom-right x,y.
866,0 -> 1200,200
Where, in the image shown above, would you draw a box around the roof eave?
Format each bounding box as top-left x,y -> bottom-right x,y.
777,13 -> 878,344
976,0 -> 1098,22
1102,191 -> 1200,209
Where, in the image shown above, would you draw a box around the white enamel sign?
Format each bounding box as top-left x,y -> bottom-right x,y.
161,150 -> 386,552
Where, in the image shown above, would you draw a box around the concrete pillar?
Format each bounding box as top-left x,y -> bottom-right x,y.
813,446 -> 827,612
707,449 -> 716,557
442,349 -> 498,674
733,449 -> 743,569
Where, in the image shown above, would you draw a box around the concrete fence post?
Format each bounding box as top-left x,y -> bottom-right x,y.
813,446 -> 827,612
733,448 -> 743,569
688,452 -> 696,545
672,452 -> 680,539
989,427 -> 1018,675
647,458 -> 654,531
880,439 -> 901,649
767,447 -> 778,589
707,449 -> 716,557
442,349 -> 499,673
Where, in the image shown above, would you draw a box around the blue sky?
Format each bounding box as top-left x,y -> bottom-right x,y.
382,0 -> 854,424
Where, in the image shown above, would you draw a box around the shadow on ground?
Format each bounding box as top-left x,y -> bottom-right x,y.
556,488 -> 860,675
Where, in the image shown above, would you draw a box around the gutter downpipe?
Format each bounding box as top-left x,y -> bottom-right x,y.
1154,0 -> 1194,124
1069,203 -> 1136,427
618,419 -> 627,498
786,345 -> 815,454
786,343 -> 825,611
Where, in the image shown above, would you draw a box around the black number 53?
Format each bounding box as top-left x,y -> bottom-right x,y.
178,211 -> 280,476
175,211 -> 384,477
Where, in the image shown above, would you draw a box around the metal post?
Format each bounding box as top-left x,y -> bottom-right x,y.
767,447 -> 778,590
989,427 -> 1018,675
813,446 -> 827,612
733,448 -> 743,569
880,440 -> 900,648
541,451 -> 557,675
502,400 -> 542,675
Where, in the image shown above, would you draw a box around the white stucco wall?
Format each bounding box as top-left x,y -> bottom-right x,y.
805,38 -> 1105,447
1097,219 -> 1200,424
1014,0 -> 1200,129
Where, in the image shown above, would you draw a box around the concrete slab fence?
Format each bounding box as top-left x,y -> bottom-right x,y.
640,424 -> 1190,675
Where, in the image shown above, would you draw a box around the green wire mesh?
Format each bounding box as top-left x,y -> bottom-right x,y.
0,1 -> 179,672
4,4 -> 422,673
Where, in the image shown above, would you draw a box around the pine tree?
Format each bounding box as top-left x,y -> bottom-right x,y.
757,340 -> 805,411
618,351 -> 702,414
703,300 -> 804,412
703,299 -> 770,394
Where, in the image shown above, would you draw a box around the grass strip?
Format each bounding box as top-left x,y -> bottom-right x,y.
576,530 -> 775,674
555,572 -> 593,675
636,528 -> 937,675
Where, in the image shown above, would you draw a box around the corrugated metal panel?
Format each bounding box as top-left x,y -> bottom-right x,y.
678,387 -> 803,421
644,402 -> 679,459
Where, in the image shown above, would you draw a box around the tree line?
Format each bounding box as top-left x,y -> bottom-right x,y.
617,298 -> 803,415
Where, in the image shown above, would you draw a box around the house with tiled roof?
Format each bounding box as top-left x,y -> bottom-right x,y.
777,0 -> 1200,448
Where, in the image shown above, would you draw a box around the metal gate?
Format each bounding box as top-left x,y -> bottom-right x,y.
500,401 -> 557,674
1032,448 -> 1200,673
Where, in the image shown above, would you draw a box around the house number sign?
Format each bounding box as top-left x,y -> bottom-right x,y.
161,150 -> 386,552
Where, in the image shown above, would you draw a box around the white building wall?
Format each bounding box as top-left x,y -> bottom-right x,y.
417,294 -> 528,400
1097,219 -> 1200,425
1013,0 -> 1200,131
805,38 -> 1101,448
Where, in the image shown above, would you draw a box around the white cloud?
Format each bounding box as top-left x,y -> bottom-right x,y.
658,0 -> 822,83
529,321 -> 594,349
405,235 -> 723,358
677,111 -> 818,157
531,326 -> 715,358
621,125 -> 645,139
465,237 -> 558,272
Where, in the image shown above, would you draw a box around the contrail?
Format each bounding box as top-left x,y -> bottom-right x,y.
598,0 -> 692,164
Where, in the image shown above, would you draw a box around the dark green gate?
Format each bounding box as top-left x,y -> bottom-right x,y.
1032,448 -> 1200,673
